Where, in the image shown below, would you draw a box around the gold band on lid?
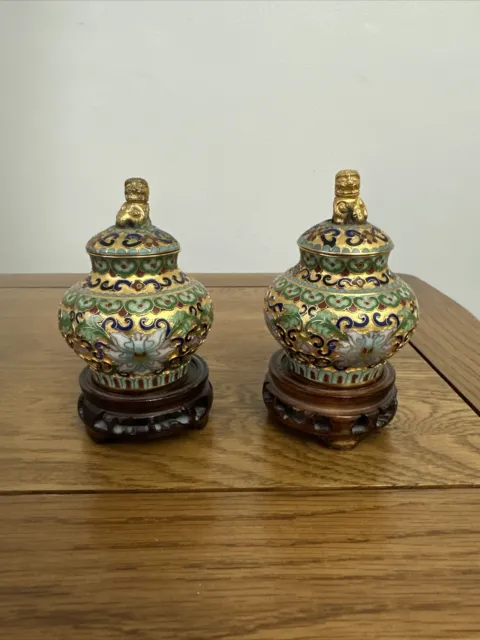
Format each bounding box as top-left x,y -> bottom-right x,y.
333,169 -> 368,224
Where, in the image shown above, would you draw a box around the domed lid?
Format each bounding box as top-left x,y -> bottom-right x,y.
298,170 -> 394,255
86,178 -> 180,257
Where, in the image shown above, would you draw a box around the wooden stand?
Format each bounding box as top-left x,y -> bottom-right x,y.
78,355 -> 213,443
263,350 -> 397,450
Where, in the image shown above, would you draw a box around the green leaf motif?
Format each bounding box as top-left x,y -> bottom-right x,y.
276,304 -> 302,330
76,314 -> 109,342
59,310 -> 73,334
170,310 -> 198,336
396,308 -> 416,334
200,303 -> 213,325
306,310 -> 345,339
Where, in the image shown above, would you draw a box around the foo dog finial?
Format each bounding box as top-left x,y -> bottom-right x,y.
332,169 -> 368,224
116,177 -> 151,227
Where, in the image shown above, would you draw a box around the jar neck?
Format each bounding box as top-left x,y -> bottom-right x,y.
88,252 -> 179,279
299,248 -> 390,277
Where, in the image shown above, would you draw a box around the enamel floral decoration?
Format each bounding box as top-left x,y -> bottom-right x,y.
58,178 -> 214,442
263,170 -> 419,449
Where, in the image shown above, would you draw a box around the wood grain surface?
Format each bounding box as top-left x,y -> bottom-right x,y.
0,286 -> 479,492
1,276 -> 479,639
1,490 -> 480,640
402,274 -> 480,413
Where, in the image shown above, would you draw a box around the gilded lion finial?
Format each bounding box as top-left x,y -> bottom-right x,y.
116,177 -> 151,227
333,169 -> 368,224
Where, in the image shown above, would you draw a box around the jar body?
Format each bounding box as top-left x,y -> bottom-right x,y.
59,253 -> 213,391
264,248 -> 418,385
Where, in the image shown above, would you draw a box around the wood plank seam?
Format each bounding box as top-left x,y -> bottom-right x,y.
408,341 -> 480,417
3,484 -> 480,497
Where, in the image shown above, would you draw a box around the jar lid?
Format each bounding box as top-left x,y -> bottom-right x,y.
86,178 -> 180,257
297,170 -> 394,255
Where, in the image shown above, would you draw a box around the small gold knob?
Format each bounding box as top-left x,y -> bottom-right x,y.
116,177 -> 150,227
125,177 -> 149,203
335,169 -> 360,198
332,169 -> 368,224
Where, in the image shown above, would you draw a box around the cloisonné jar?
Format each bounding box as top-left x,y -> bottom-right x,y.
58,178 -> 213,393
264,170 -> 418,387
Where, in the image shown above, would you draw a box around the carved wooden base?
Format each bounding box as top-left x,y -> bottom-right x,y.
263,350 -> 397,450
78,356 -> 213,443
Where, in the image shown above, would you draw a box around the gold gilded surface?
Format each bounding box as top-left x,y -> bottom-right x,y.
58,178 -> 213,391
125,177 -> 149,203
116,177 -> 151,228
265,169 -> 418,385
59,276 -> 212,388
86,178 -> 180,257
298,170 -> 391,256
333,169 -> 368,224
265,273 -> 418,383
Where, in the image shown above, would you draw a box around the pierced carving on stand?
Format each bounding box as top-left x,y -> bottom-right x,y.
263,351 -> 398,450
78,355 -> 213,444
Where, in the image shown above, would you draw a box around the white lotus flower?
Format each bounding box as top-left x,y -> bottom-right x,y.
334,329 -> 394,369
104,327 -> 174,373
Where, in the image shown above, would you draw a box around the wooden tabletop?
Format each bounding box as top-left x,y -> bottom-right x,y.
0,274 -> 479,639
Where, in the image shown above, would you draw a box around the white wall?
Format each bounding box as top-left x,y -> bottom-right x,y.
1,0 -> 479,316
